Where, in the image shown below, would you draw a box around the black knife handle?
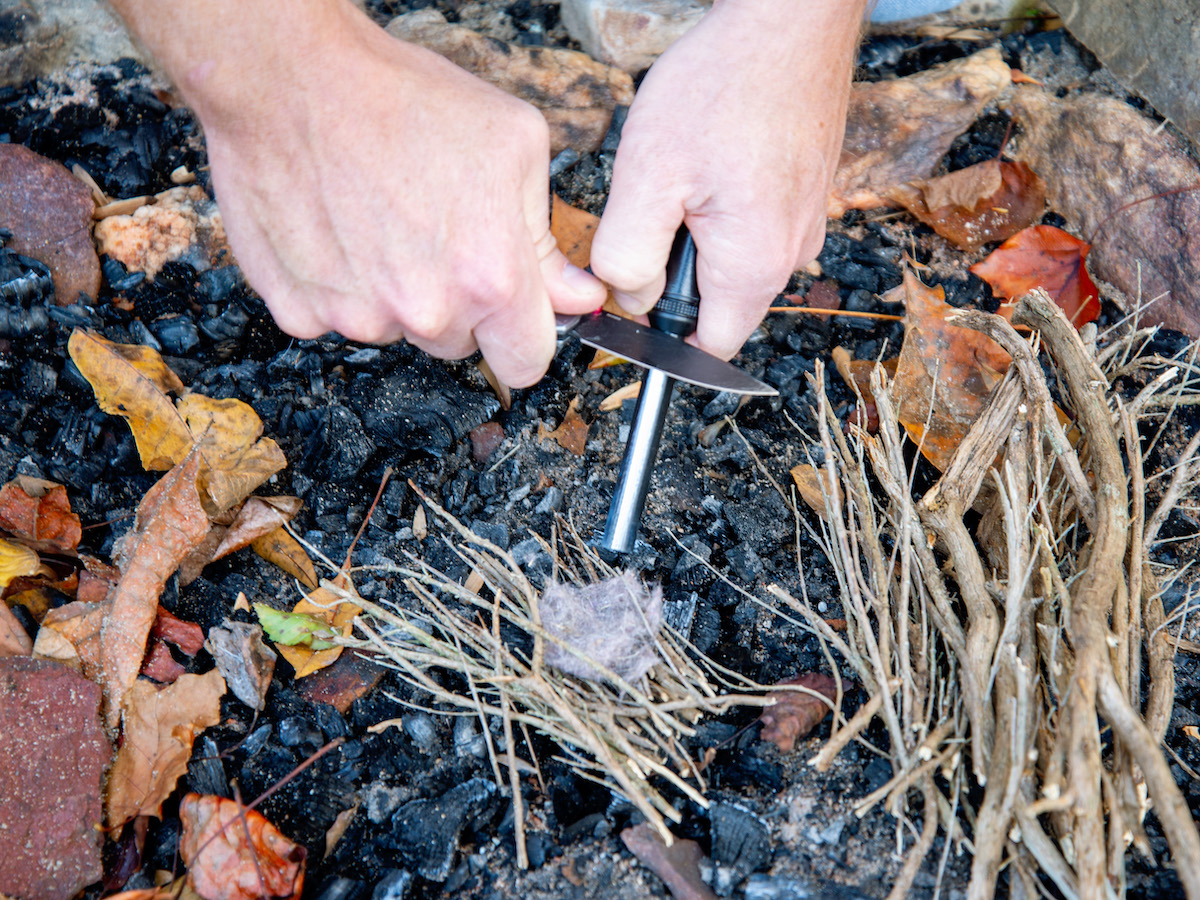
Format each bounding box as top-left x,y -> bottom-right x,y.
649,226 -> 700,339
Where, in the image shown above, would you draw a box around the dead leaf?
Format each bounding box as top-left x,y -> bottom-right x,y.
0,537 -> 41,591
890,270 -> 1013,472
68,329 -> 191,471
101,451 -> 210,731
0,478 -> 82,552
758,673 -> 840,753
151,605 -> 205,656
538,396 -> 588,455
213,497 -> 302,561
1011,86 -> 1200,336
970,224 -> 1101,328
413,505 -> 428,541
323,803 -> 358,859
205,620 -> 277,712
0,601 -> 32,657
0,658 -> 109,900
887,160 -> 1046,250
106,670 -> 225,827
268,580 -> 360,679
831,48 -> 1012,215
551,195 -> 600,269
251,528 -> 318,589
141,639 -> 187,683
295,648 -> 386,714
177,394 -> 287,515
620,823 -> 716,900
179,793 -> 306,900
476,358 -> 511,411
600,381 -> 642,413
789,464 -> 831,520
33,600 -> 108,673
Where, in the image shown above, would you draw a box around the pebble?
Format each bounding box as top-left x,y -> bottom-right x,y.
93,185 -> 229,279
534,485 -> 564,514
560,0 -> 710,72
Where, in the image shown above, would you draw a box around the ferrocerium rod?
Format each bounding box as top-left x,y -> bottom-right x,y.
600,227 -> 700,553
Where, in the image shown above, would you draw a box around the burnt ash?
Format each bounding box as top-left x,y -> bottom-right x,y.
0,27 -> 1195,900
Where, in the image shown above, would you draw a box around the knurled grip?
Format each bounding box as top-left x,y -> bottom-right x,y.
648,227 -> 700,339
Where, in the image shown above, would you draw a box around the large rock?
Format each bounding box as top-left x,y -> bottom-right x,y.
0,143 -> 101,304
559,0 -> 711,73
2,0 -> 148,85
387,9 -> 634,154
1051,0 -> 1200,149
1011,86 -> 1200,337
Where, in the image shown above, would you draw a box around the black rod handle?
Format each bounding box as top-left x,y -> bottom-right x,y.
648,226 -> 699,339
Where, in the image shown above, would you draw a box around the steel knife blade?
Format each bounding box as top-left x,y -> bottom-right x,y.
555,310 -> 776,396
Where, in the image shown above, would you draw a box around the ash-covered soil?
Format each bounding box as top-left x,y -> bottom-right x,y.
2,9 -> 1198,900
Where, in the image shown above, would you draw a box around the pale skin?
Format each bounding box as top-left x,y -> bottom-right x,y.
109,0 -> 866,386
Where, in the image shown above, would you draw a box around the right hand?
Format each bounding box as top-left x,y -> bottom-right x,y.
190,5 -> 606,387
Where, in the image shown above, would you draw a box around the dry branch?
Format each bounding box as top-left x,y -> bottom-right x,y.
776,291 -> 1200,899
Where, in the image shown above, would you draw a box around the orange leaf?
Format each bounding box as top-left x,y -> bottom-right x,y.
887,160 -> 1046,251
179,793 -> 305,900
758,673 -> 840,753
100,451 -> 210,731
0,477 -> 82,553
969,224 -> 1100,327
891,270 -> 1013,471
550,195 -> 598,269
106,670 -> 225,826
251,527 -> 318,590
537,396 -> 589,456
273,580 -> 359,679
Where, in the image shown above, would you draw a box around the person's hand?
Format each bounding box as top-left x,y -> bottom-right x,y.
111,0 -> 606,387
588,0 -> 866,360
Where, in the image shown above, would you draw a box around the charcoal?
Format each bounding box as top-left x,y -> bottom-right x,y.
278,715 -> 324,753
101,256 -> 145,293
709,801 -> 771,895
371,869 -> 413,900
387,778 -> 498,881
345,347 -> 382,366
534,485 -> 563,514
196,265 -> 242,303
313,877 -> 366,900
0,302 -> 48,337
186,735 -> 228,797
315,702 -> 351,741
150,314 -> 200,356
453,716 -> 486,759
300,405 -> 376,482
17,359 -> 55,400
351,366 -> 501,457
469,520 -> 509,550
198,300 -> 250,343
402,712 -> 440,753
47,303 -> 100,330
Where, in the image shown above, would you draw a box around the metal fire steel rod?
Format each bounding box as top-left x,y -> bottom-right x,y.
601,226 -> 700,554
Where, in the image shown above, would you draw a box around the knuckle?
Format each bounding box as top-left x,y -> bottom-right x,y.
400,299 -> 454,344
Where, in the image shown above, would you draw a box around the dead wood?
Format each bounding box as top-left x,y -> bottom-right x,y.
774,291 -> 1200,899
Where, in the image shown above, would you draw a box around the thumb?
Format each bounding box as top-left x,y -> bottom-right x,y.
589,182 -> 684,316
535,234 -> 607,315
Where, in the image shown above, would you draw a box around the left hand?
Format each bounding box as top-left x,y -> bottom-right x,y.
588,0 -> 866,360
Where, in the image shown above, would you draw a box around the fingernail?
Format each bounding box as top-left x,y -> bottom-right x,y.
563,262 -> 601,293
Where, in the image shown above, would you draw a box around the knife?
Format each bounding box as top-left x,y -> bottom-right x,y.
555,309 -> 775,396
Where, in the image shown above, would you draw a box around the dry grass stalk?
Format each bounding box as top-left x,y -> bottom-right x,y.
334,499 -> 770,855
773,290 -> 1200,900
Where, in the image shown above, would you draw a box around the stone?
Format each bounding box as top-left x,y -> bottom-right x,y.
1011,86 -> 1200,337
387,9 -> 634,154
0,658 -> 110,900
0,143 -> 101,304
1052,0 -> 1200,150
560,0 -> 711,73
93,185 -> 230,280
0,0 -> 58,86
829,47 -> 1012,216
25,0 -> 147,75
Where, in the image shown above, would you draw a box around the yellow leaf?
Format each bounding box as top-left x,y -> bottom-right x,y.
275,582 -> 360,678
251,527 -> 318,589
0,537 -> 40,590
790,464 -> 835,521
177,394 -> 287,514
68,329 -> 192,471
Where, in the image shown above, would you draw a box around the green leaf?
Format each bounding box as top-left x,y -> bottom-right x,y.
253,603 -> 337,650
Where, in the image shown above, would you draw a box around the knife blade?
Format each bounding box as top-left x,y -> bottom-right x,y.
555,310 -> 776,396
